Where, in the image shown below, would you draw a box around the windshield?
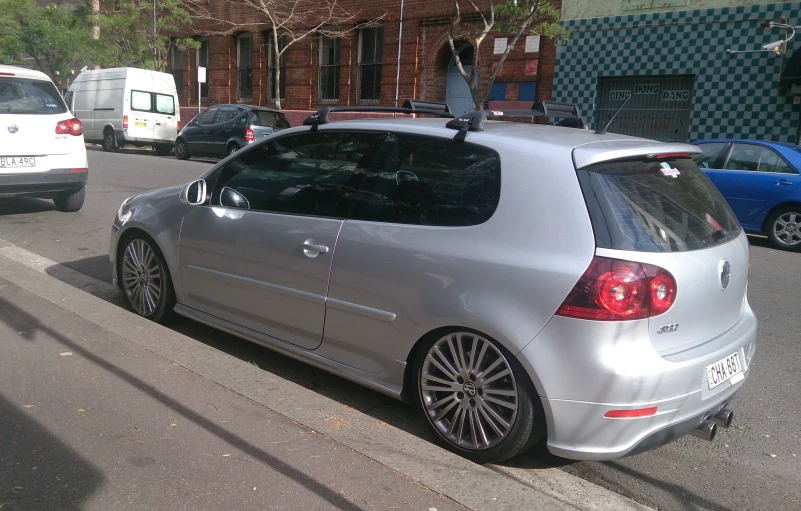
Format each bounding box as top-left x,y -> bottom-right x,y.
0,77 -> 68,115
576,156 -> 741,252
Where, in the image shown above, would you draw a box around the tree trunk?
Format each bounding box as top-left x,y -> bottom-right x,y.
272,30 -> 282,111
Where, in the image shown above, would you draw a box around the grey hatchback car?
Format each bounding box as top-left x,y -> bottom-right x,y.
110,102 -> 756,463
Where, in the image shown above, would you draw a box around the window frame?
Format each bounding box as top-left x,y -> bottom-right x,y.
318,34 -> 341,102
357,26 -> 383,102
236,33 -> 253,102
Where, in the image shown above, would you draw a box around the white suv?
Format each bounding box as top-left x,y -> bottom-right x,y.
0,65 -> 88,211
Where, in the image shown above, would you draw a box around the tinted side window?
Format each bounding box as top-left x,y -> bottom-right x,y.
197,108 -> 218,125
251,110 -> 290,128
725,143 -> 772,172
348,134 -> 501,226
692,142 -> 727,169
753,147 -> 794,174
212,132 -> 386,217
217,107 -> 240,124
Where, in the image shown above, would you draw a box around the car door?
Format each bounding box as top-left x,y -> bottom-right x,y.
184,107 -> 218,155
152,92 -> 178,143
128,90 -> 155,141
211,107 -> 241,154
177,130 -> 387,350
715,142 -> 801,225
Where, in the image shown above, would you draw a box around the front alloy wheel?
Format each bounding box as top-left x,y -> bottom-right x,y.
120,237 -> 174,322
418,332 -> 540,463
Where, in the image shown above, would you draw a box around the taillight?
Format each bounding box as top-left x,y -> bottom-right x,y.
177,120 -> 181,134
55,118 -> 83,136
123,115 -> 128,129
244,127 -> 255,142
556,256 -> 677,321
604,407 -> 657,418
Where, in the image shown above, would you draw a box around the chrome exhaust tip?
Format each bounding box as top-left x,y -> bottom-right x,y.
690,419 -> 718,441
711,408 -> 734,428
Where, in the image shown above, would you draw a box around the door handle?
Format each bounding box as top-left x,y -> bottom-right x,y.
775,180 -> 793,186
156,122 -> 162,126
301,239 -> 329,257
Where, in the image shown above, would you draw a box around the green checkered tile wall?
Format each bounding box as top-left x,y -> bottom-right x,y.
553,2 -> 801,142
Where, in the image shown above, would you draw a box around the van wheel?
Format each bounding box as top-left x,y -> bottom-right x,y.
154,144 -> 172,156
174,139 -> 190,160
766,206 -> 801,252
53,187 -> 85,212
103,129 -> 119,153
414,330 -> 545,464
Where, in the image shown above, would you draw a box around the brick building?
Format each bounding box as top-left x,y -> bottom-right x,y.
169,0 -> 560,122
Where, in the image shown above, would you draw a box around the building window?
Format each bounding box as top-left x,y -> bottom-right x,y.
197,39 -> 209,99
358,26 -> 383,101
237,34 -> 253,102
319,35 -> 340,101
268,34 -> 286,100
169,39 -> 183,102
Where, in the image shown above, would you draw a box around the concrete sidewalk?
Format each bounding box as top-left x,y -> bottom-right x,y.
0,247 -> 650,511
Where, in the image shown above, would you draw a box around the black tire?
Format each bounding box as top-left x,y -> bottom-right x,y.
174,138 -> 190,160
118,233 -> 175,324
154,144 -> 172,156
53,187 -> 85,212
227,143 -> 240,156
413,330 -> 545,464
102,128 -> 119,153
765,205 -> 801,252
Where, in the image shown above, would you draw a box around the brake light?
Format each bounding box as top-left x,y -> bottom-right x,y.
177,120 -> 181,134
123,115 -> 128,129
604,407 -> 657,418
245,127 -> 255,142
0,72 -> 15,76
556,256 -> 677,320
648,152 -> 690,159
55,118 -> 83,136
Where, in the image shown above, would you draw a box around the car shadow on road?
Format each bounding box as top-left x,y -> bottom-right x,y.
0,391 -> 105,508
0,196 -> 55,216
85,144 -> 220,165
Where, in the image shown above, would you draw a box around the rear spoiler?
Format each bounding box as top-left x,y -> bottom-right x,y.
572,141 -> 702,169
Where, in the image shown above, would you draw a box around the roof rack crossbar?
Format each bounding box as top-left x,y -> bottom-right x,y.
302,100 -> 454,130
445,100 -> 585,142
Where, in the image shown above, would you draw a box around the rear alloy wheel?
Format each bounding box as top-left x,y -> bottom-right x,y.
416,331 -> 542,464
227,143 -> 239,156
767,207 -> 801,252
103,129 -> 119,153
120,236 -> 175,323
53,187 -> 85,212
174,139 -> 190,160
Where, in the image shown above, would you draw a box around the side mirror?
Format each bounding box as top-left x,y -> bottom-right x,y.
180,179 -> 207,205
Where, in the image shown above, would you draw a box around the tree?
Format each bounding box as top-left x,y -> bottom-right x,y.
95,0 -> 199,71
187,0 -> 382,110
0,0 -> 98,83
446,0 -> 564,111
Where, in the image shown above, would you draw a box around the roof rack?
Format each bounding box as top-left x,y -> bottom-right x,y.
302,99 -> 454,131
445,100 -> 585,142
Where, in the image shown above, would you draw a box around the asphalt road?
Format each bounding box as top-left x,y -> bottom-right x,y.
1,147 -> 799,511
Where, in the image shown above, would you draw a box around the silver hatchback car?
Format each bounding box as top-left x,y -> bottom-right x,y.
110,101 -> 756,463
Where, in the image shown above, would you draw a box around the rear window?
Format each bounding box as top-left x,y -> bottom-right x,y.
155,94 -> 175,115
0,77 -> 67,115
251,110 -> 290,128
576,156 -> 741,252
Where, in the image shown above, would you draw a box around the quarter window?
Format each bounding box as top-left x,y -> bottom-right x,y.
196,107 -> 218,125
348,133 -> 501,226
216,107 -> 240,124
358,26 -> 383,101
212,132 -> 387,217
692,143 -> 727,169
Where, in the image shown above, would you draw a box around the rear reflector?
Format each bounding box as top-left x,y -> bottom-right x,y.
123,115 -> 128,129
177,120 -> 181,134
69,168 -> 87,173
604,407 -> 657,418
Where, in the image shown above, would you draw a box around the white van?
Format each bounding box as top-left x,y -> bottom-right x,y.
66,68 -> 180,155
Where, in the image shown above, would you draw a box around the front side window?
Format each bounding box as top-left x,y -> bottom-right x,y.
196,107 -> 218,125
692,142 -> 727,169
319,35 -> 340,101
155,94 -> 175,115
349,133 -> 501,226
131,90 -> 152,111
358,26 -> 383,101
0,77 -> 68,115
212,132 -> 387,217
268,34 -> 286,100
237,34 -> 253,101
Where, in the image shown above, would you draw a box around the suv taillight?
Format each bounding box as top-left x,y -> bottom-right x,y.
245,127 -> 255,142
123,115 -> 128,129
55,118 -> 83,136
556,256 -> 677,321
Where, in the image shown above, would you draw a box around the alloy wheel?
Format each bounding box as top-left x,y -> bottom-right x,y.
420,332 -> 519,451
773,211 -> 801,247
121,239 -> 163,316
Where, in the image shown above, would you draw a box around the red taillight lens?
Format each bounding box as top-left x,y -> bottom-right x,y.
123,115 -> 128,129
55,118 -> 83,136
556,256 -> 677,321
177,120 -> 181,134
604,407 -> 657,418
245,127 -> 255,142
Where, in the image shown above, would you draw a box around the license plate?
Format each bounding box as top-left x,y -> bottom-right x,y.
135,121 -> 147,127
0,156 -> 35,168
706,352 -> 743,390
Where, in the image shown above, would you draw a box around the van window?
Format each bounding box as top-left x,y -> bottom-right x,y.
0,77 -> 68,115
131,90 -> 152,112
155,94 -> 175,115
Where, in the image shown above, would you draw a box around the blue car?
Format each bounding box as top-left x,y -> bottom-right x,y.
691,139 -> 801,252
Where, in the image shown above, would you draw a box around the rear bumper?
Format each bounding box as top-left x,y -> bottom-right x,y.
0,169 -> 87,196
516,303 -> 757,460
